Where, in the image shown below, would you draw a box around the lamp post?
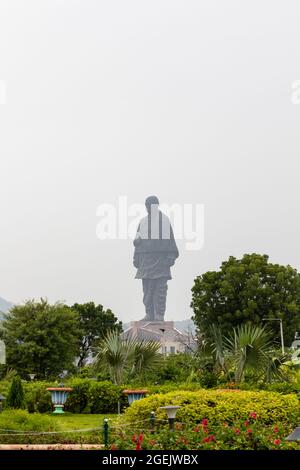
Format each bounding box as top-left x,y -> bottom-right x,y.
159,328 -> 166,356
286,427 -> 300,442
160,406 -> 180,431
262,318 -> 285,355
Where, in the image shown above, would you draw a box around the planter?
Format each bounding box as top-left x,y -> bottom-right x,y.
46,387 -> 72,414
123,389 -> 148,405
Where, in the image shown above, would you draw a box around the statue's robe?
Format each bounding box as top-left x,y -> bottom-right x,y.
133,211 -> 179,321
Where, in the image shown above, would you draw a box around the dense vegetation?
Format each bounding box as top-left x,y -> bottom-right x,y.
0,252 -> 300,450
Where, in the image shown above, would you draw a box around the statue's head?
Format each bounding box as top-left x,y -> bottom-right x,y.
145,195 -> 159,215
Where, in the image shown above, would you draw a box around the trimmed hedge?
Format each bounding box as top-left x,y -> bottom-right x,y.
124,389 -> 300,426
64,379 -> 126,414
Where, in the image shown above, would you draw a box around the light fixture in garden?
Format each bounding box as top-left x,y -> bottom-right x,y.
29,374 -> 36,381
262,317 -> 285,355
0,394 -> 6,413
285,427 -> 300,441
160,406 -> 180,431
123,389 -> 148,405
46,387 -> 73,414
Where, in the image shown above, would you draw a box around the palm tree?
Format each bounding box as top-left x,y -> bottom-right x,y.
209,324 -> 227,373
225,323 -> 275,383
95,330 -> 161,385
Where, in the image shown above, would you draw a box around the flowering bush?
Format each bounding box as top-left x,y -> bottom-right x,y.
124,389 -> 299,427
110,413 -> 298,450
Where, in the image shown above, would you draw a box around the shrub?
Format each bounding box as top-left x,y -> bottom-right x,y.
25,382 -> 53,413
146,383 -> 202,394
64,378 -> 91,413
198,370 -> 218,389
0,409 -> 60,433
112,418 -> 299,450
89,381 -> 124,414
124,389 -> 300,427
6,376 -> 26,409
64,379 -> 126,414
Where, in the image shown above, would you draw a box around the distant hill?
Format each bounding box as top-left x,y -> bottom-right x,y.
0,297 -> 13,319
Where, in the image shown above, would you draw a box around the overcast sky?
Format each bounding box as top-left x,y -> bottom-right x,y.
1,1 -> 300,323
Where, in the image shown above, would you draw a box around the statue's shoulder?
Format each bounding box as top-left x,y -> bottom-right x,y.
160,211 -> 171,222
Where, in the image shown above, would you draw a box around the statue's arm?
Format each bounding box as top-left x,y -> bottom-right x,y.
133,223 -> 141,267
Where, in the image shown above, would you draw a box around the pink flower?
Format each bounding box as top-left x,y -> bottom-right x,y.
249,412 -> 257,420
246,428 -> 253,435
244,420 -> 250,427
131,435 -> 137,443
202,418 -> 208,426
273,426 -> 279,433
234,428 -> 241,435
274,439 -> 281,446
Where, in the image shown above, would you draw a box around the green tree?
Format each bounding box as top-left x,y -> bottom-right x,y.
96,330 -> 161,385
6,376 -> 26,409
71,302 -> 122,368
191,253 -> 300,344
1,299 -> 81,379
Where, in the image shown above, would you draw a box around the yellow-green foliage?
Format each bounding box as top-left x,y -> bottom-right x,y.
124,389 -> 300,426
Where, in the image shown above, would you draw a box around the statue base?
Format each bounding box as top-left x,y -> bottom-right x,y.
123,320 -> 192,355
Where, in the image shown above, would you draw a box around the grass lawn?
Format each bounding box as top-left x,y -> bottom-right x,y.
47,413 -> 118,431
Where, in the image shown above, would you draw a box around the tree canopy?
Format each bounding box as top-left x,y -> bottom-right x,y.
191,253 -> 300,345
1,299 -> 81,379
71,302 -> 122,367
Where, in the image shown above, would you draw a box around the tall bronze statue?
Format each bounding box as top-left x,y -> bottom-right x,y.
133,196 -> 179,322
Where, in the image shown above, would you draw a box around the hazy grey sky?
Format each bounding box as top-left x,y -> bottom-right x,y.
1,1 -> 300,323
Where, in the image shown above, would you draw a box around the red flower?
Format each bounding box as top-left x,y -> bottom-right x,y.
273,426 -> 279,434
135,434 -> 143,451
274,439 -> 281,446
202,418 -> 208,426
234,428 -> 241,435
244,420 -> 250,427
181,437 -> 189,445
203,435 -> 215,443
149,439 -> 157,446
194,426 -> 201,433
131,435 -> 137,443
246,428 -> 253,435
249,412 -> 257,420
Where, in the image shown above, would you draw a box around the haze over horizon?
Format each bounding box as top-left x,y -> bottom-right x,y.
1,1 -> 300,323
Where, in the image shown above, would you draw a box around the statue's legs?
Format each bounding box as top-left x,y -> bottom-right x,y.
142,279 -> 155,321
153,277 -> 168,321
